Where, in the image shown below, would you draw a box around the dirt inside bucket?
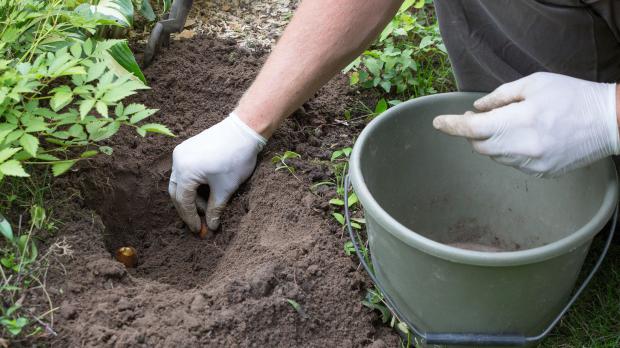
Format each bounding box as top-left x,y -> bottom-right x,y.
441,218 -> 522,252
34,36 -> 397,347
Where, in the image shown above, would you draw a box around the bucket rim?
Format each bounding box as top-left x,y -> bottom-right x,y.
349,92 -> 619,267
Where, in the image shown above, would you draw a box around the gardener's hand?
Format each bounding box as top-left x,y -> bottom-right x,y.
433,72 -> 620,177
169,113 -> 266,232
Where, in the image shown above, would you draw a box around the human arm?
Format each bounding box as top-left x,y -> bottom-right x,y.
235,0 -> 403,138
169,0 -> 403,232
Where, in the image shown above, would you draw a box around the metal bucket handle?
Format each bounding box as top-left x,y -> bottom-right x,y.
343,174 -> 617,346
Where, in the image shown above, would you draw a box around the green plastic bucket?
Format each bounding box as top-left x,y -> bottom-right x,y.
346,92 -> 618,346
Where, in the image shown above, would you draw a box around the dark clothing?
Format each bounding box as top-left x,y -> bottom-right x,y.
434,0 -> 620,92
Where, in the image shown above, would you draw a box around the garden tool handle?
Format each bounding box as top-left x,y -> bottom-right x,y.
343,174 -> 617,346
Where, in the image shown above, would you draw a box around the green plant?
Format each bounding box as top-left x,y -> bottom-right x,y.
1,213 -> 40,337
0,1 -> 170,339
1,209 -> 72,338
271,150 -> 301,179
325,146 -> 417,347
0,0 -> 172,180
69,0 -> 172,25
344,0 -> 453,98
285,298 -> 308,319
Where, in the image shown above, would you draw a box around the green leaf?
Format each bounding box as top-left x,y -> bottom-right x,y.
87,63 -> 107,82
50,86 -> 74,112
80,150 -> 99,158
24,118 -> 48,133
30,205 -> 46,229
137,123 -> 174,137
0,213 -> 13,242
102,80 -> 148,102
399,0 -> 417,12
83,39 -> 94,55
343,241 -> 355,256
1,317 -> 28,336
89,121 -> 120,141
332,212 -> 345,225
0,258 -> 14,270
162,0 -> 172,12
419,36 -> 433,49
19,133 -> 39,157
68,124 -> 87,139
347,192 -> 359,207
129,108 -> 158,124
13,150 -> 32,161
105,41 -> 146,83
349,71 -> 359,85
86,119 -> 108,135
374,99 -> 388,115
329,198 -> 344,206
379,21 -> 394,42
0,160 -> 29,177
91,0 -> 134,27
51,160 -> 76,176
99,146 -> 113,155
0,147 -> 22,163
80,99 -> 96,119
70,43 -> 82,58
4,129 -> 24,145
123,103 -> 146,115
342,147 -> 352,157
36,153 -> 60,161
379,80 -> 391,93
364,57 -> 383,77
0,124 -> 17,143
115,102 -> 125,117
96,100 -> 108,117
286,299 -> 301,311
362,300 -> 391,324
331,150 -> 343,161
62,66 -> 88,76
140,0 -> 156,21
396,321 -> 410,334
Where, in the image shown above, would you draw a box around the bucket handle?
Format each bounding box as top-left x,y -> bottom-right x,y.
344,174 -> 617,346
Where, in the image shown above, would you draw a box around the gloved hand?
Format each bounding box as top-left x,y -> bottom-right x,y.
433,72 -> 620,177
169,113 -> 266,232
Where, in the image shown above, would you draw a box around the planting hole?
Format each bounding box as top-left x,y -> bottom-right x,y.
82,159 -> 231,289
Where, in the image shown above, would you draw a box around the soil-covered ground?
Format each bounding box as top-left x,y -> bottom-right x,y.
35,35 -> 398,347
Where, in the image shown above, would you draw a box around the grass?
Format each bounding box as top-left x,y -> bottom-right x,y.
0,171 -> 75,339
540,239 -> 620,347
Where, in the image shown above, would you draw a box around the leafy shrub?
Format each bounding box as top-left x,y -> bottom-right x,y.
0,0 -> 172,179
1,1 -> 172,338
344,0 -> 453,98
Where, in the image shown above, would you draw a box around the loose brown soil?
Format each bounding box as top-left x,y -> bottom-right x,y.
441,218 -> 522,252
32,36 -> 398,347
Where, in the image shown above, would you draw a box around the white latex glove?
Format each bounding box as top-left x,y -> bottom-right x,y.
169,113 -> 266,232
433,72 -> 620,177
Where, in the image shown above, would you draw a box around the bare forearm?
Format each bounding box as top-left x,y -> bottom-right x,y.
234,0 -> 402,138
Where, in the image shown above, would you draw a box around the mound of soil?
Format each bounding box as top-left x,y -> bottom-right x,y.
39,36 -> 397,347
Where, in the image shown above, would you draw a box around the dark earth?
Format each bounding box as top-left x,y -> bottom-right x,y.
27,35 -> 401,347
